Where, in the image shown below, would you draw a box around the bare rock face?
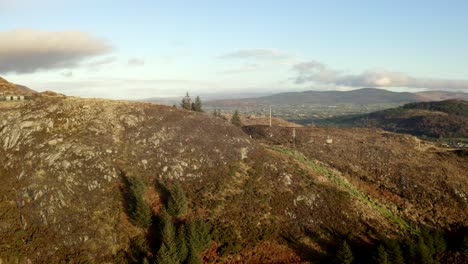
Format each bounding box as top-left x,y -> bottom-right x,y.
0,97 -> 253,262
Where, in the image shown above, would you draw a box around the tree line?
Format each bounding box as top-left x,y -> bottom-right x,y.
333,227 -> 468,264
179,92 -> 203,112
177,92 -> 242,127
120,174 -> 212,264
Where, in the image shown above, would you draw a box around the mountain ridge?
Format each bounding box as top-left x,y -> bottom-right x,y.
206,88 -> 468,107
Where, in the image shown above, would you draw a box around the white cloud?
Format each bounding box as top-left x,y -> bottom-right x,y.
127,58 -> 145,66
61,71 -> 73,78
85,56 -> 118,68
292,61 -> 468,91
25,78 -> 221,99
220,48 -> 295,61
0,29 -> 112,73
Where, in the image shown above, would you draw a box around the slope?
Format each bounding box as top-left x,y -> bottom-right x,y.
0,76 -> 36,95
1,95 -> 467,263
325,100 -> 468,138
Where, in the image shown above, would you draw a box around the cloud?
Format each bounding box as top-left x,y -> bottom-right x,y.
220,48 -> 295,61
0,29 -> 112,73
25,78 -> 221,99
128,58 -> 145,66
85,56 -> 117,68
292,61 -> 468,91
61,71 -> 73,78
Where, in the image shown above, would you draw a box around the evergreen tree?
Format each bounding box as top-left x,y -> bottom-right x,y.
167,181 -> 188,217
180,92 -> 192,110
126,176 -> 152,228
186,245 -> 203,264
186,217 -> 211,253
336,241 -> 354,264
213,109 -> 222,118
402,237 -> 417,264
384,239 -> 404,264
191,96 -> 203,112
230,110 -> 241,127
176,224 -> 189,262
416,235 -> 434,264
155,210 -> 179,264
432,230 -> 447,255
462,232 -> 468,254
421,228 -> 436,257
374,245 -> 389,264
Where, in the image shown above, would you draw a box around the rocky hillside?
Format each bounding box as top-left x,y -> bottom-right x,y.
1,95 -> 467,263
0,76 -> 36,95
244,125 -> 468,226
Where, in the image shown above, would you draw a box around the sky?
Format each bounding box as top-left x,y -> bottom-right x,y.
1,0 -> 468,99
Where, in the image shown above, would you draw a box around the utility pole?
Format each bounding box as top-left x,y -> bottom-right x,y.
269,105 -> 272,127
292,127 -> 296,148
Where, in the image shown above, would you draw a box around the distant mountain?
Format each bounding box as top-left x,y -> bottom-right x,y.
205,88 -> 468,122
207,88 -> 468,107
328,100 -> 468,138
0,76 -> 37,95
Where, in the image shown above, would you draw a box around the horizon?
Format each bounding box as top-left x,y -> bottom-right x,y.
1,1 -> 468,99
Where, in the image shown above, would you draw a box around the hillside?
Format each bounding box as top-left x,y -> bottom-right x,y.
416,91 -> 468,102
323,100 -> 468,138
0,95 -> 467,263
0,76 -> 36,95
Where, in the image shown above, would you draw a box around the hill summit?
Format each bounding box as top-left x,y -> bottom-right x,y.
0,76 -> 37,95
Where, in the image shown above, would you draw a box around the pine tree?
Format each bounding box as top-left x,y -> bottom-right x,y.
384,239 -> 404,264
155,209 -> 179,264
230,110 -> 241,127
192,96 -> 203,112
186,217 -> 211,253
421,228 -> 436,257
336,241 -> 354,264
402,237 -> 417,264
462,232 -> 468,254
416,235 -> 433,264
176,224 -> 189,262
180,92 -> 192,110
213,109 -> 222,118
186,245 -> 203,264
374,245 -> 389,264
126,176 -> 152,228
432,229 -> 447,254
167,181 -> 188,217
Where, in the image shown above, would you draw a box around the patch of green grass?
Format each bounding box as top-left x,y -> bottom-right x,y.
265,144 -> 413,232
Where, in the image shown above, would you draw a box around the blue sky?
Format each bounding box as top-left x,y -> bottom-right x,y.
1,0 -> 467,98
